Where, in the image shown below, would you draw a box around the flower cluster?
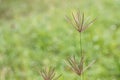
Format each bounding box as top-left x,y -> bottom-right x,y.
40,67 -> 61,80
66,11 -> 96,32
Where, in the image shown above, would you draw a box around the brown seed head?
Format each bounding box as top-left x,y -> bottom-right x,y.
66,55 -> 96,76
40,67 -> 61,80
66,11 -> 96,32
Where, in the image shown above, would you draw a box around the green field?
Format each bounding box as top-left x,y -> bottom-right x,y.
0,0 -> 120,80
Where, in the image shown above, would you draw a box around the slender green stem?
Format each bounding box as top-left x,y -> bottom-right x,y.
80,33 -> 85,80
81,75 -> 82,80
79,33 -> 82,56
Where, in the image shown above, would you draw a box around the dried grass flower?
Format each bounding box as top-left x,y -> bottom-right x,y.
66,11 -> 96,32
66,55 -> 96,76
40,67 -> 61,80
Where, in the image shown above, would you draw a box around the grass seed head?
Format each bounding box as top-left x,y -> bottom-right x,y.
66,55 -> 96,76
66,11 -> 96,32
40,67 -> 61,80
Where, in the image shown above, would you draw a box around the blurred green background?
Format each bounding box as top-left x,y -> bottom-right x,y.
0,0 -> 120,80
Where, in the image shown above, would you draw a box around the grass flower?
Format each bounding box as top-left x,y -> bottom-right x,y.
66,11 -> 96,32
66,55 -> 84,76
40,67 -> 61,80
66,55 -> 96,76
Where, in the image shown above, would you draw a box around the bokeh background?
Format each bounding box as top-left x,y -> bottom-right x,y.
0,0 -> 120,80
